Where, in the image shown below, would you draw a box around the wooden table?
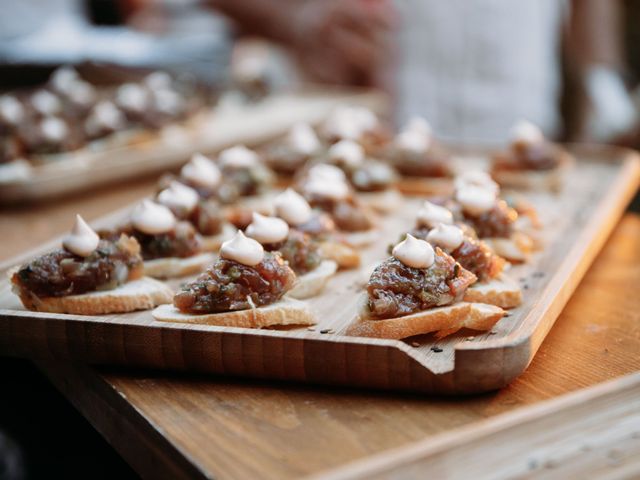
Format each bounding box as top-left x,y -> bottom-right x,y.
1,180 -> 639,479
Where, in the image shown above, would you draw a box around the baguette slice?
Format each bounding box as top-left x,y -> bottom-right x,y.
288,260 -> 338,299
201,224 -> 237,252
358,189 -> 403,214
395,177 -> 454,196
143,252 -> 215,279
463,274 -> 522,308
342,229 -> 379,247
319,241 -> 361,269
14,277 -> 173,315
152,297 -> 315,328
345,296 -> 504,340
484,232 -> 534,263
491,153 -> 573,193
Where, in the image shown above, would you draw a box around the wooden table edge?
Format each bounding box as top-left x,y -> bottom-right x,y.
312,371 -> 640,479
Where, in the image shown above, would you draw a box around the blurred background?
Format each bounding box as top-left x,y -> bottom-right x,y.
0,1 -> 639,479
1,0 -> 639,145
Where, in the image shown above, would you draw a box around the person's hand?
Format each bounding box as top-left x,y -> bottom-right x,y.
289,0 -> 397,88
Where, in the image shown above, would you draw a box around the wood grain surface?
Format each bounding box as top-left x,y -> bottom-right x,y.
0,171 -> 638,479
1,146 -> 638,395
31,213 -> 640,479
317,372 -> 640,480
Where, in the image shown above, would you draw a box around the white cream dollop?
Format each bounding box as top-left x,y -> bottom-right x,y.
395,129 -> 430,153
404,116 -> 432,137
329,139 -> 365,168
426,223 -> 464,251
220,230 -> 264,266
456,185 -> 496,216
304,177 -> 350,200
63,214 -> 100,257
85,101 -> 125,135
31,90 -> 61,116
417,201 -> 454,228
323,105 -> 378,140
274,188 -> 312,226
145,71 -> 172,91
307,163 -> 347,182
287,122 -> 320,155
218,145 -> 259,169
510,119 -> 544,145
246,212 -> 290,244
116,83 -> 149,113
454,170 -> 499,194
181,153 -> 221,188
0,95 -> 24,125
50,67 -> 79,95
131,199 -> 176,235
157,181 -> 200,213
392,234 -> 435,269
41,117 -> 68,142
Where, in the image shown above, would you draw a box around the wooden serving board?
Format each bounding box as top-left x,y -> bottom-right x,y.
0,88 -> 385,204
0,144 -> 638,394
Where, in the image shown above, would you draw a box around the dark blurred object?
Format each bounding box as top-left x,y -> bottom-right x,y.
86,0 -> 126,26
623,0 -> 640,85
0,431 -> 25,480
0,357 -> 137,479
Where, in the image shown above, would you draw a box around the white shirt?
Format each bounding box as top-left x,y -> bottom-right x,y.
395,0 -> 567,143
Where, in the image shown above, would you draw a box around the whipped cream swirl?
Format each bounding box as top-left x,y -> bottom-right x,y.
246,212 -> 289,244
63,214 -> 100,257
220,230 -> 264,266
426,223 -> 464,251
417,201 -> 454,228
392,234 -> 435,269
181,153 -> 221,188
131,199 -> 176,235
157,181 -> 200,213
274,188 -> 312,226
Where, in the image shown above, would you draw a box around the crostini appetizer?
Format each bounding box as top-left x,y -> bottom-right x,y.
217,145 -> 274,201
451,172 -> 535,263
323,139 -> 402,214
152,231 -> 315,328
160,152 -> 223,200
297,163 -> 378,246
346,235 -> 504,339
157,181 -> 236,251
319,105 -> 390,154
245,212 -> 337,299
274,188 -> 361,269
11,215 -> 172,314
102,200 -> 214,278
491,120 -> 573,192
400,202 -> 521,308
262,122 -> 323,176
383,116 -> 454,195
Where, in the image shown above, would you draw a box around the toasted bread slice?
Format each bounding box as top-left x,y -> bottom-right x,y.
464,274 -> 522,308
288,260 -> 338,299
492,153 -> 573,193
319,241 -> 361,269
358,189 -> 403,214
152,297 -> 315,328
14,277 -> 173,315
395,177 -> 454,196
342,229 -> 379,247
143,252 -> 215,279
201,224 -> 237,252
345,296 -> 504,340
484,231 -> 534,263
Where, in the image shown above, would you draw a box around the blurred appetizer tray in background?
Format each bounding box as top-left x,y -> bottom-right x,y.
0,87 -> 385,204
0,144 -> 638,394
